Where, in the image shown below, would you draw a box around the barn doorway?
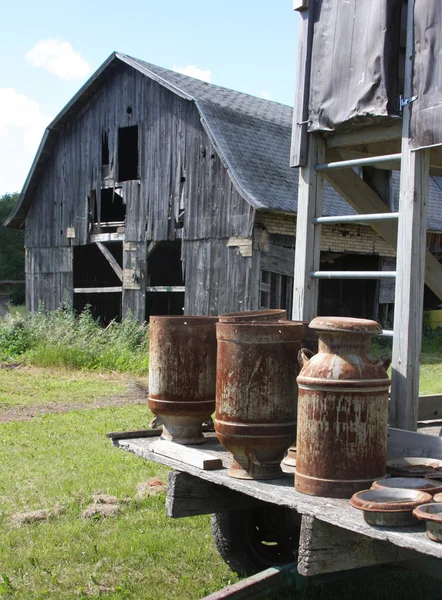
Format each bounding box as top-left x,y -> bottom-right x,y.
146,241 -> 184,319
73,243 -> 123,323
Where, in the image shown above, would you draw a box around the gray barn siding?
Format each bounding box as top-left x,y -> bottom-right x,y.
24,63 -> 257,318
182,239 -> 259,315
25,247 -> 73,314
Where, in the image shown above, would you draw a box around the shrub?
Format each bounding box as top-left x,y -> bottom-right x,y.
0,307 -> 149,373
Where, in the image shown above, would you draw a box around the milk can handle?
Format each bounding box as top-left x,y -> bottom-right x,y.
298,348 -> 314,369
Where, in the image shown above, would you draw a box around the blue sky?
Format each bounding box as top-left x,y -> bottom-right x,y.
0,0 -> 299,195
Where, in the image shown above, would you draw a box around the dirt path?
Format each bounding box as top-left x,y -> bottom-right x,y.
0,366 -> 149,423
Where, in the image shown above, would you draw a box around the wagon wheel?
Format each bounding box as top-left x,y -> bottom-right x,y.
211,506 -> 301,576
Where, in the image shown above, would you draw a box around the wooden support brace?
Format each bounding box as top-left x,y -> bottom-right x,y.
95,241 -> 123,281
298,516 -> 415,577
418,394 -> 442,422
166,471 -> 264,518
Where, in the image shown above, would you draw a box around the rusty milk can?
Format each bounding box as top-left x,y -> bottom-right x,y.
282,321 -> 318,468
148,316 -> 218,444
215,321 -> 301,479
219,309 -> 287,323
295,317 -> 391,498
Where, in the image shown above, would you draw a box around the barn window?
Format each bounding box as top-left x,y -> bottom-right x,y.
118,125 -> 138,181
260,270 -> 293,313
100,189 -> 126,223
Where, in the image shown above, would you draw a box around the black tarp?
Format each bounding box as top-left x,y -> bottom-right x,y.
411,0 -> 442,150
308,0 -> 402,133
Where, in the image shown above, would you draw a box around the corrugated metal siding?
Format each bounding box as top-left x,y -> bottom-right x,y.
411,0 -> 442,150
308,0 -> 401,132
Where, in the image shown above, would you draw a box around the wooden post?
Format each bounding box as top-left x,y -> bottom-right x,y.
390,0 -> 430,430
290,0 -> 315,167
292,135 -> 325,321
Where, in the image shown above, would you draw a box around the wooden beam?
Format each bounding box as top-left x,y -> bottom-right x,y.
290,1 -> 315,166
90,233 -> 124,242
390,145 -> 430,430
323,154 -> 442,300
95,242 -> 123,281
418,394 -> 442,421
74,286 -> 122,293
292,135 -> 325,320
390,0 -> 430,431
326,121 -> 402,149
298,516 -> 415,577
165,471 -> 263,518
145,286 -> 185,292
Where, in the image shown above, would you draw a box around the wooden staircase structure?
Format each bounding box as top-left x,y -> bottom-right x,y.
291,1 -> 442,431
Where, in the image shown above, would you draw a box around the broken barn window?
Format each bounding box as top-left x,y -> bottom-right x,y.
99,189 -> 126,223
118,125 -> 138,181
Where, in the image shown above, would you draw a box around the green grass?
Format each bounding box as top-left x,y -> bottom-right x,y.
0,404 -> 239,599
0,367 -> 131,411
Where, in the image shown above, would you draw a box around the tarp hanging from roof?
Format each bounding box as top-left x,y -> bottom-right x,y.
411,0 -> 442,150
308,0 -> 402,133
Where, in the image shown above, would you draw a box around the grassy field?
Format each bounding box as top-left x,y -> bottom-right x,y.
0,313 -> 441,599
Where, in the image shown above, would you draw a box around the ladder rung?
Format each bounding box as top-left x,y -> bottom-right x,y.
310,271 -> 396,279
378,330 -> 394,338
315,153 -> 402,172
313,212 -> 399,225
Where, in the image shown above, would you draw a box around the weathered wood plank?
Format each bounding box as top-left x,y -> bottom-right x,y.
166,471 -> 264,518
115,432 -> 442,561
200,564 -> 300,600
418,395 -> 442,422
326,122 -> 402,149
145,286 -> 185,292
290,2 -> 315,166
390,0 -> 431,431
292,135 -> 325,320
74,286 -> 122,293
298,515 -> 415,577
150,439 -> 223,470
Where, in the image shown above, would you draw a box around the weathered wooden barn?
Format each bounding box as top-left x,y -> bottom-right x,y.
4,52 -> 442,322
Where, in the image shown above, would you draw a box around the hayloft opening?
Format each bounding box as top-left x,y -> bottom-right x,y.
118,125 -> 138,181
99,189 -> 126,223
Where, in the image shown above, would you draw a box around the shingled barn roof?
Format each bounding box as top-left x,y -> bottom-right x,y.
5,52 -> 442,233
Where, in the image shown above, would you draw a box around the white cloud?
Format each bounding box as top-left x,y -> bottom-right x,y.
258,89 -> 273,100
0,88 -> 53,194
172,64 -> 212,83
26,40 -> 91,81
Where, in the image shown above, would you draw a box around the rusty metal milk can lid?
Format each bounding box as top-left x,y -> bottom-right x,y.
309,316 -> 382,335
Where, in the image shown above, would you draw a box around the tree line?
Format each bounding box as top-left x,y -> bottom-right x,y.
0,193 -> 25,304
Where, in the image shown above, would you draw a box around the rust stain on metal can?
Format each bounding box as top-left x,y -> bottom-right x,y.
148,316 -> 218,444
215,322 -> 301,479
295,316 -> 390,498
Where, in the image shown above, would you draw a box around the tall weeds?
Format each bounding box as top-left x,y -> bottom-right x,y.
0,307 -> 148,373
